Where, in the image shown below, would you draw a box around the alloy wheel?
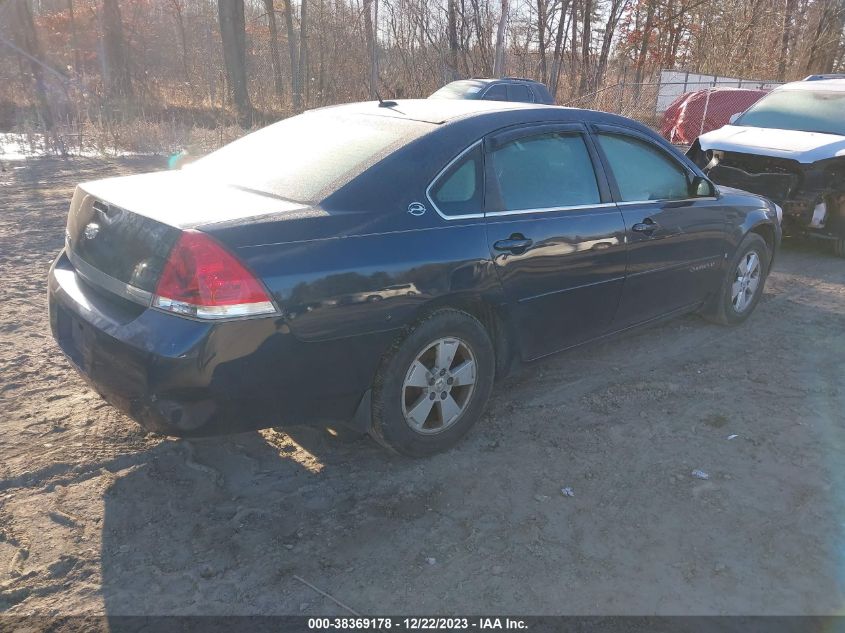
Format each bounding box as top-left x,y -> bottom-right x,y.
731,251 -> 761,313
401,337 -> 477,434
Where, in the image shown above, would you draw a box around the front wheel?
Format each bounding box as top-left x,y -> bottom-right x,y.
370,309 -> 495,457
705,233 -> 769,325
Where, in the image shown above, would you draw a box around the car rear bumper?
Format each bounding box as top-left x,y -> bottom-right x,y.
48,251 -> 386,436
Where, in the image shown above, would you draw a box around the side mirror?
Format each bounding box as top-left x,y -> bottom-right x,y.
729,112 -> 740,124
690,175 -> 715,198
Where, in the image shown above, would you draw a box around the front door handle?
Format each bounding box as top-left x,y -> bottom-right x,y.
493,237 -> 533,254
632,218 -> 660,234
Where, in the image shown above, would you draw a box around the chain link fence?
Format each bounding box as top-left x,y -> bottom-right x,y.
562,78 -> 783,148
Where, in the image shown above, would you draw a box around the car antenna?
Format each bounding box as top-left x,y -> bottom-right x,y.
376,91 -> 398,108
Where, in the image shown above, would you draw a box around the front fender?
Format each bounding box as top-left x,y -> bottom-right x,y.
736,211 -> 782,267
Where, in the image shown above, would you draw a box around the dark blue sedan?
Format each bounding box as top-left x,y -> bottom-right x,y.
48,100 -> 781,456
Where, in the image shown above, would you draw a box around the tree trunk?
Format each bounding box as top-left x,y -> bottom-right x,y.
493,0 -> 508,77
537,0 -> 548,84
569,0 -> 579,95
578,0 -> 591,95
218,0 -> 253,126
363,0 -> 379,97
101,0 -> 132,100
67,0 -> 82,75
594,0 -> 624,90
281,0 -> 300,110
633,0 -> 656,87
263,0 -> 285,101
778,0 -> 798,81
169,0 -> 190,81
10,0 -> 54,130
447,0 -> 460,80
299,0 -> 309,106
549,0 -> 570,98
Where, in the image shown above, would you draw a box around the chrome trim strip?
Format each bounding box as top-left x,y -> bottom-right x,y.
153,296 -> 276,319
615,197 -> 718,206
425,139 -> 619,221
488,202 -> 618,217
517,275 -> 626,304
626,254 -> 722,279
425,140 -> 485,221
66,248 -> 152,306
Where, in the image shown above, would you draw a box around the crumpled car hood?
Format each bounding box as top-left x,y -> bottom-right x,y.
698,125 -> 845,164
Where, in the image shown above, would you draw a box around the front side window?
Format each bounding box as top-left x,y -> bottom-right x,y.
429,80 -> 487,100
596,133 -> 690,202
429,144 -> 483,216
491,133 -> 601,211
482,84 -> 508,101
508,84 -> 533,103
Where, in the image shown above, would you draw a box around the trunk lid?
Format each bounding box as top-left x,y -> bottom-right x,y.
65,170 -> 310,294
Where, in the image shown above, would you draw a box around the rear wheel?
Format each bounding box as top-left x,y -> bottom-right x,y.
370,309 -> 495,457
834,239 -> 845,258
705,233 -> 769,325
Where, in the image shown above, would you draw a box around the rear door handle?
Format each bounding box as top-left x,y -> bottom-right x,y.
493,237 -> 533,254
632,218 -> 660,234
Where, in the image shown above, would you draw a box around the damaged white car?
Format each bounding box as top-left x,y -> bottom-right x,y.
688,77 -> 845,256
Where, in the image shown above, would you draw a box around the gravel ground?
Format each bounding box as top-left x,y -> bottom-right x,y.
1,157 -> 844,616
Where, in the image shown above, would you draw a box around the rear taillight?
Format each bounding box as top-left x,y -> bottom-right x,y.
153,230 -> 276,319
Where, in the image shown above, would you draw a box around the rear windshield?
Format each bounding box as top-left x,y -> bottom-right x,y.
735,89 -> 845,136
430,80 -> 488,100
188,111 -> 434,202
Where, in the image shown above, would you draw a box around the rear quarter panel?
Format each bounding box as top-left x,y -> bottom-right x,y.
232,221 -> 499,342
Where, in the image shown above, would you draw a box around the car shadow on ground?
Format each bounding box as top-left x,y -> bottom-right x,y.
98,424 -> 410,617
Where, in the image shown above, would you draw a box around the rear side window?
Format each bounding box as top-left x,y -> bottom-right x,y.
429,144 -> 483,216
491,133 -> 601,211
596,133 -> 690,202
482,84 -> 508,101
508,84 -> 533,103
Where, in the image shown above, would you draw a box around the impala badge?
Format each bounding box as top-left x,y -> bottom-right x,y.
408,202 -> 427,217
83,222 -> 100,240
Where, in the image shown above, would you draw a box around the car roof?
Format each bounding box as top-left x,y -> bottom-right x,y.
311,98 -> 549,125
448,77 -> 543,85
779,78 -> 845,92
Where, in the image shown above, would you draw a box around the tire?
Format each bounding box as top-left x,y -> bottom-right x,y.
705,233 -> 769,325
834,239 -> 845,258
370,309 -> 495,457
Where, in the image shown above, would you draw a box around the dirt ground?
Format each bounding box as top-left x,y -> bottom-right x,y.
1,156 -> 844,617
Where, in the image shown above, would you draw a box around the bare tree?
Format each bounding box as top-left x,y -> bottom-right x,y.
594,0 -> 629,89
549,0 -> 572,98
778,0 -> 798,80
537,0 -> 549,83
168,0 -> 190,81
364,0 -> 379,97
447,0 -> 460,79
67,0 -> 82,75
299,0 -> 309,105
577,0 -> 591,94
633,0 -> 657,86
805,0 -> 845,75
281,0 -> 301,110
218,0 -> 252,125
9,0 -> 54,129
493,0 -> 508,77
264,0 -> 286,101
101,0 -> 132,100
